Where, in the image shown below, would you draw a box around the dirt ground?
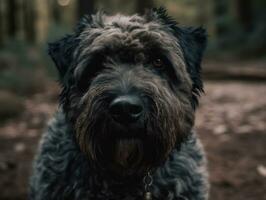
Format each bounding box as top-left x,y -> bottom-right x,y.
0,81 -> 265,200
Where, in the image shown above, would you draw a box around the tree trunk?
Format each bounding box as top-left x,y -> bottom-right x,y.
51,0 -> 61,24
213,0 -> 228,37
136,0 -> 154,14
17,0 -> 24,40
7,0 -> 16,37
0,0 -> 7,45
35,0 -> 49,44
77,0 -> 94,19
234,0 -> 253,31
196,0 -> 208,25
24,0 -> 36,43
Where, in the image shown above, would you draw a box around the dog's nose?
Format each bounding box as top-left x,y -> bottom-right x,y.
109,95 -> 143,123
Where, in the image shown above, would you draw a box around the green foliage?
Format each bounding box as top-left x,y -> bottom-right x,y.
0,40 -> 49,96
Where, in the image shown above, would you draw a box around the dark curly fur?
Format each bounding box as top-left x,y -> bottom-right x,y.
29,8 -> 209,200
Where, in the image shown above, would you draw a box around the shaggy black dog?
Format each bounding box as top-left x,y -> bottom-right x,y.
29,8 -> 209,200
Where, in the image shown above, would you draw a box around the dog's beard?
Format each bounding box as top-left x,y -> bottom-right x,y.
109,138 -> 145,176
76,117 -> 159,176
75,112 -> 180,177
114,139 -> 143,168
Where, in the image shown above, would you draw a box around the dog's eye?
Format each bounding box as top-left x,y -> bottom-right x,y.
152,58 -> 164,68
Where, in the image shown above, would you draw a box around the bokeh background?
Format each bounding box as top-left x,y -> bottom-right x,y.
0,0 -> 266,199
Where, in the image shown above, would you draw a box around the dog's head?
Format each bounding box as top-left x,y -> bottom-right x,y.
49,8 -> 207,177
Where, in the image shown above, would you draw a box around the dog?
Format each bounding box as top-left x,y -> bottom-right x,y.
29,8 -> 209,200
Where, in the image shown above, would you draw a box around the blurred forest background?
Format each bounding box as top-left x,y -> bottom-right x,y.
0,0 -> 265,200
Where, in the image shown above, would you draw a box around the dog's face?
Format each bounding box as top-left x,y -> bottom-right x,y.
49,8 -> 207,177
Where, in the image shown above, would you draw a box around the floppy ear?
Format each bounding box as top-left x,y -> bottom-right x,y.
152,7 -> 207,107
176,26 -> 207,96
48,34 -> 78,81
